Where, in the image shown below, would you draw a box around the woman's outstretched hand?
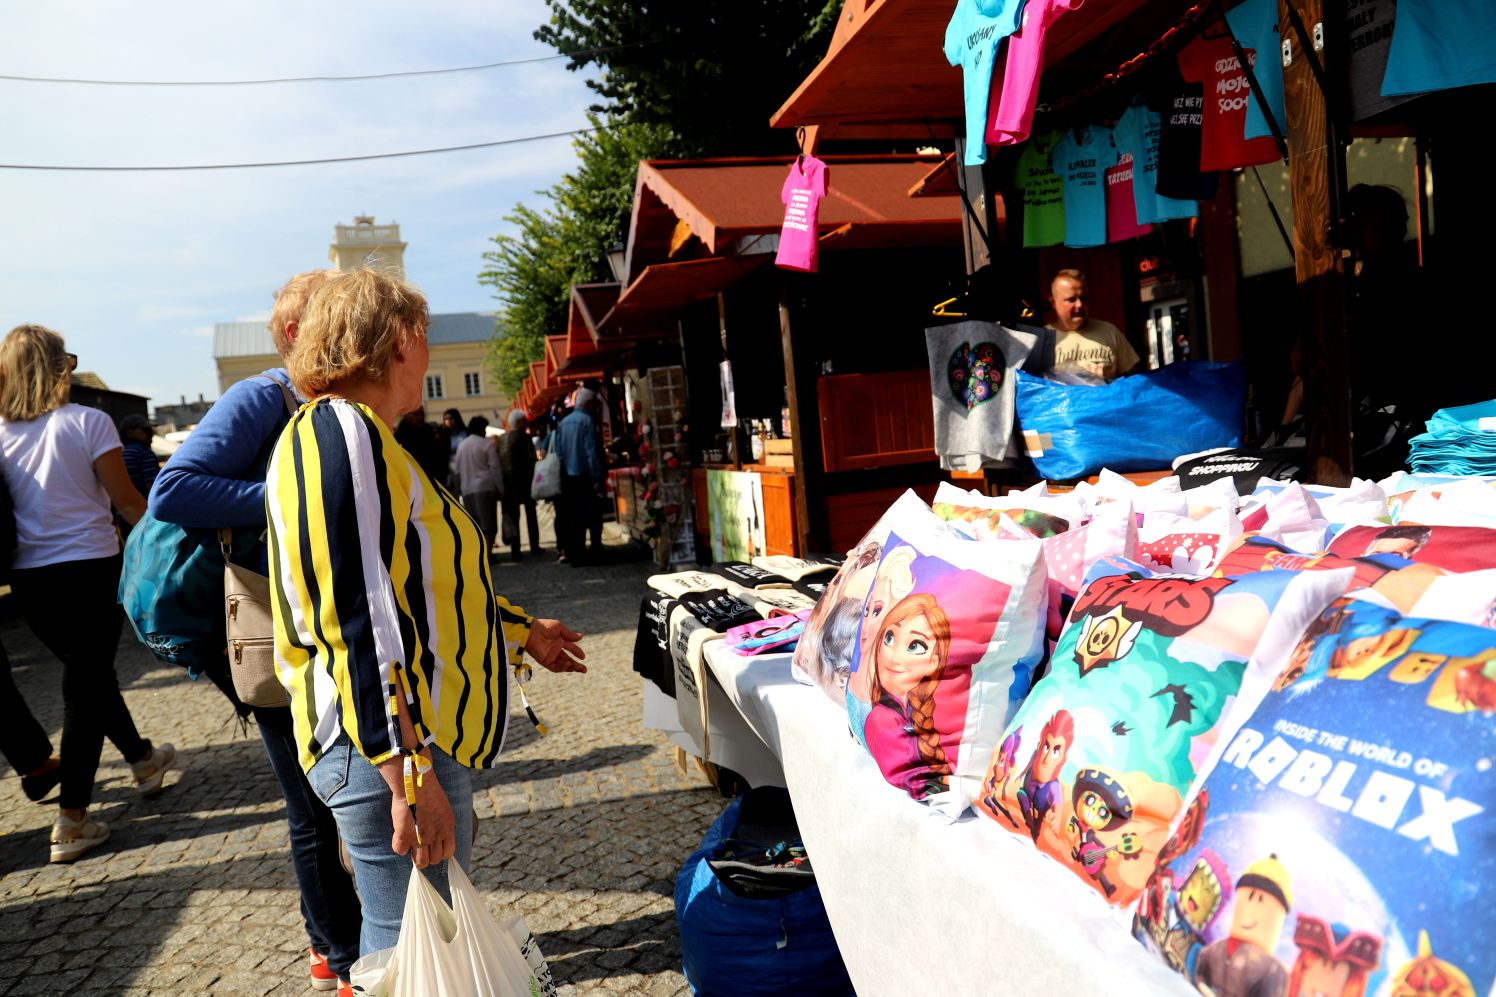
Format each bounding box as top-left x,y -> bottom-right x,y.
525,619 -> 587,673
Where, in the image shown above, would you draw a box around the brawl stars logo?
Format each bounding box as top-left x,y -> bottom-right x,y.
1070,575 -> 1232,675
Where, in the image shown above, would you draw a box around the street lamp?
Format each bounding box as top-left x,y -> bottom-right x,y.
606,243 -> 627,283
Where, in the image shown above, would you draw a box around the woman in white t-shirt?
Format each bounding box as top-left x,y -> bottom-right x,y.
0,324 -> 177,863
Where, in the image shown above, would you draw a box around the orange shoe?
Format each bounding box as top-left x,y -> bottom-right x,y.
309,948 -> 339,992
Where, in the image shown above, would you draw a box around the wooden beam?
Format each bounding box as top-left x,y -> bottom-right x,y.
1199,182 -> 1242,362
778,275 -> 825,554
1280,0 -> 1351,484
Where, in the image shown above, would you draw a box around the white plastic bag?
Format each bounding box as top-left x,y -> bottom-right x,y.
531,452 -> 561,500
349,861 -> 555,997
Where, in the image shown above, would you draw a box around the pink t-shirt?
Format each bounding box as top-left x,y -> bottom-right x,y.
1105,152 -> 1153,242
986,0 -> 1085,147
775,155 -> 828,273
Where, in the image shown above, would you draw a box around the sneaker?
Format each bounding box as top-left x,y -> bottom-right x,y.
21,757 -> 62,802
338,982 -> 353,997
309,948 -> 339,992
50,814 -> 110,863
130,741 -> 177,798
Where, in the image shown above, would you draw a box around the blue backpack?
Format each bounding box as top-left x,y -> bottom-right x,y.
118,375 -> 296,703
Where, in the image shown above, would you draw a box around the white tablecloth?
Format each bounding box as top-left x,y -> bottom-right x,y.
696,642 -> 1192,997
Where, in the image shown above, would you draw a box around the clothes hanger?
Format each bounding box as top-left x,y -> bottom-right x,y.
795,126 -> 807,172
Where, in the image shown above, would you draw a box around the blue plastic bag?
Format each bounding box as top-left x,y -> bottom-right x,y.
1015,361 -> 1247,480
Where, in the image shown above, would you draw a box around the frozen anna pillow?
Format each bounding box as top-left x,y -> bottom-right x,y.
1132,598 -> 1495,997
974,557 -> 1350,907
790,490 -> 953,700
844,527 -> 1047,815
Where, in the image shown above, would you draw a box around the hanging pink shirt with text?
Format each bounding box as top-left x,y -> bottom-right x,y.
775,156 -> 828,273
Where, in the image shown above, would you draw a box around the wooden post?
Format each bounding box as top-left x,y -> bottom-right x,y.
1279,0 -> 1351,484
778,275 -> 824,555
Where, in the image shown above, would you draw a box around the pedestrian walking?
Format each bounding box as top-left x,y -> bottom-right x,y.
497,409 -> 542,560
148,270 -> 363,994
455,415 -> 503,555
118,414 -> 160,499
267,267 -> 589,964
550,388 -> 606,565
0,325 -> 176,863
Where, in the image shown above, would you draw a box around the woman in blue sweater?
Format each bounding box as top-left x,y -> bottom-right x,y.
150,271 -> 361,995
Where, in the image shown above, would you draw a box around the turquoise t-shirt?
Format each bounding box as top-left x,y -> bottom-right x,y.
1113,103 -> 1198,226
1381,0 -> 1496,96
1052,127 -> 1111,248
944,0 -> 1028,165
1225,0 -> 1286,141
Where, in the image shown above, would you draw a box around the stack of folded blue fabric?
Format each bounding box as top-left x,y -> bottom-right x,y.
1408,398 -> 1496,474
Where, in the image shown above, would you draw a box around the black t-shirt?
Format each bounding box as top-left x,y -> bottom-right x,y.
678,589 -> 761,633
713,561 -> 792,589
1146,63 -> 1222,201
1344,0 -> 1418,122
632,591 -> 678,696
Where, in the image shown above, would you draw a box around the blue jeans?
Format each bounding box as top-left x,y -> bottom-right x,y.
254,706 -> 362,980
306,739 -> 474,959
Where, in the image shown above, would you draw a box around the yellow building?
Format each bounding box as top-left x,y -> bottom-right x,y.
212,312 -> 511,422
212,216 -> 510,422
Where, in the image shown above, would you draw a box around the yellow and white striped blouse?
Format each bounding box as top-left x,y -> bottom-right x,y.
266,397 -> 533,772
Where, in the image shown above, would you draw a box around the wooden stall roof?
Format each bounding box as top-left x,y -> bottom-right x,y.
567,283 -> 619,353
545,335 -> 568,374
623,155 -> 962,284
771,0 -> 1165,129
529,360 -> 548,392
600,255 -> 770,338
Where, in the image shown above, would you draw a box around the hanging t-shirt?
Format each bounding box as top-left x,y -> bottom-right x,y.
945,0 -> 1029,165
1381,0 -> 1496,96
987,0 -> 1084,148
1104,151 -> 1154,242
926,321 -> 1038,471
1225,0 -> 1287,141
1146,63 -> 1222,200
775,155 -> 827,273
1014,130 -> 1067,247
1176,28 -> 1281,171
1343,0 -> 1418,120
1113,102 -> 1199,225
1052,126 -> 1111,248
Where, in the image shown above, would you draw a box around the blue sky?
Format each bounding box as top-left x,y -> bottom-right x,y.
0,1 -> 595,407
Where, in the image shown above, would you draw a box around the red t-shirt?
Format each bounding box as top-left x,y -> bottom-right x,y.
1176,30 -> 1280,171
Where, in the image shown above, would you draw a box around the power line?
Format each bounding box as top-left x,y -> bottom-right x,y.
0,43 -> 642,87
0,127 -> 599,172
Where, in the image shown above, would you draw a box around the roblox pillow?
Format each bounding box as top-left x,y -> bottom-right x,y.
1132,598 -> 1495,996
974,559 -> 1349,906
791,491 -> 951,699
843,528 -> 1047,813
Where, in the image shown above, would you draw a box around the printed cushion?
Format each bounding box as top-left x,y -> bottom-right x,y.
1132,598 -> 1495,997
1136,507 -> 1243,574
1240,482 -> 1332,553
791,491 -> 952,699
844,527 -> 1047,813
1328,523 -> 1496,575
932,480 -> 1086,539
975,558 -> 1349,906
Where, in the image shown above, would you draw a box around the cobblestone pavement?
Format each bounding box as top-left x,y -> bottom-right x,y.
0,523 -> 724,995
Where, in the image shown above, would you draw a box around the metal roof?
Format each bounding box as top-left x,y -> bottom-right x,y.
212,312 -> 500,359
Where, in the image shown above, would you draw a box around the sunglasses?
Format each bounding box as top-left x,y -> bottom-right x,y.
65,352 -> 78,371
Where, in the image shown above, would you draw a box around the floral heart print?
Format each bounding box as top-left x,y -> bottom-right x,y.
948,341 -> 1004,411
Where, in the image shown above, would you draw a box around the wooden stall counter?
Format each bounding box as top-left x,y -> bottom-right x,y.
691,464 -> 801,559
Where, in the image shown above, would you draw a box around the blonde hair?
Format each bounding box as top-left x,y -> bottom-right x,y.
268,269 -> 334,357
0,325 -> 72,422
285,267 -> 429,397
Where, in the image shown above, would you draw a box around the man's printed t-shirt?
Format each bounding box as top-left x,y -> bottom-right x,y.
1105,151 -> 1154,242
1047,320 -> 1142,382
986,0 -> 1083,148
1381,0 -> 1496,96
1146,63 -> 1222,201
1176,30 -> 1281,171
775,155 -> 827,272
1342,0 -> 1417,120
1224,0 -> 1286,141
1052,126 -> 1112,248
1113,102 -> 1198,225
945,0 -> 1028,165
1015,131 -> 1067,247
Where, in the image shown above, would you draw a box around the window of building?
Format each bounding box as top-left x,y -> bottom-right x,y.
464,371 -> 482,396
425,375 -> 444,400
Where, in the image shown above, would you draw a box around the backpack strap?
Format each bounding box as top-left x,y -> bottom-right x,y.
252,374 -> 299,417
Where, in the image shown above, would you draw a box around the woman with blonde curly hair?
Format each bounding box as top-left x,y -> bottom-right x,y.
0,324 -> 175,863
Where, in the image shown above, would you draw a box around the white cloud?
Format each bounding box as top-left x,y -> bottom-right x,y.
176,325 -> 215,339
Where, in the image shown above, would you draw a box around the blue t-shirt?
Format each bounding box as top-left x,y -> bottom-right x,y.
1225,0 -> 1286,141
944,0 -> 1028,165
1112,103 -> 1198,226
1381,0 -> 1496,96
1051,127 -> 1111,248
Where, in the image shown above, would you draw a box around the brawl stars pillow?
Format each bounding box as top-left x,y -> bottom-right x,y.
974,558 -> 1350,906
843,528 -> 1047,814
1132,598 -> 1496,997
791,491 -> 951,700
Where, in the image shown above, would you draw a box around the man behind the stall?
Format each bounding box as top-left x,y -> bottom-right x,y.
1046,268 -> 1141,382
